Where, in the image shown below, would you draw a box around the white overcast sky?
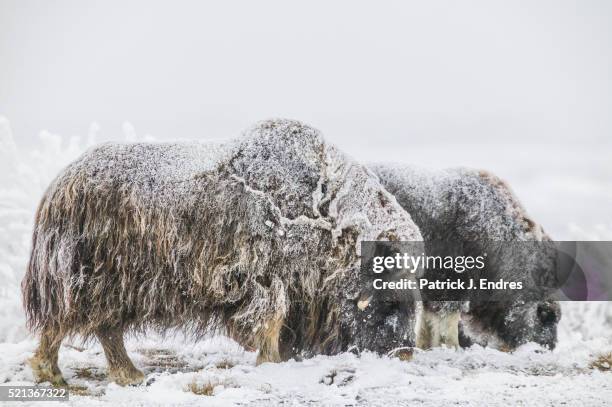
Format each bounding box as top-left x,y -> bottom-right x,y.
1,0 -> 611,156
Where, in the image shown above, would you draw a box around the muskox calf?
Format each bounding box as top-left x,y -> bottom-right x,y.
372,164 -> 561,351
22,119 -> 422,386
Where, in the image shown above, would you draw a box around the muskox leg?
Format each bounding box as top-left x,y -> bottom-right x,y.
96,327 -> 145,386
416,307 -> 460,349
255,316 -> 285,365
29,326 -> 67,386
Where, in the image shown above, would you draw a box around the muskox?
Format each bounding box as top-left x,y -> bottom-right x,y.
371,164 -> 561,350
22,119 -> 422,386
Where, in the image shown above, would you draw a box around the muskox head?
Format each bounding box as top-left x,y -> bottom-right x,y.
461,240 -> 562,351
460,300 -> 561,350
336,242 -> 420,356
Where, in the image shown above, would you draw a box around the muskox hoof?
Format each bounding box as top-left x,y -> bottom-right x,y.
256,351 -> 283,365
389,347 -> 414,361
108,367 -> 145,386
28,356 -> 67,387
417,309 -> 460,350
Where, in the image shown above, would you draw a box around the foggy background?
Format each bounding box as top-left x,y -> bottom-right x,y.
1,0 -> 611,237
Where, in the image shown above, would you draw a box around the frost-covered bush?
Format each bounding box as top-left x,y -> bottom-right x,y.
0,118 -> 150,342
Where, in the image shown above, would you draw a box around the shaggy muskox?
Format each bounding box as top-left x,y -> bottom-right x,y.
372,164 -> 561,350
22,119 -> 423,386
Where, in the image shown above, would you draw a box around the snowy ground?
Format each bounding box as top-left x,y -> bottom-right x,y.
1,118 -> 611,406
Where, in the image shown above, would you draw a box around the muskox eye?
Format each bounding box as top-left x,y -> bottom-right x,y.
537,304 -> 557,326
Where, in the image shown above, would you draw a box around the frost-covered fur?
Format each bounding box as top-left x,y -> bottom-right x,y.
22,119 -> 422,386
372,164 -> 561,350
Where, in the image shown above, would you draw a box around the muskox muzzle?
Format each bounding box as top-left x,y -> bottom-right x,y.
460,300 -> 561,350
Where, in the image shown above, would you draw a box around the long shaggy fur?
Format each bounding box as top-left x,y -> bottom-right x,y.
372,164 -> 561,350
22,119 -> 422,361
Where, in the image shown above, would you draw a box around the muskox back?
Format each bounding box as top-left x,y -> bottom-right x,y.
23,119 -> 422,386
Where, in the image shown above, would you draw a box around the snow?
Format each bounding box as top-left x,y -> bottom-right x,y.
1,334 -> 611,406
1,118 -> 611,405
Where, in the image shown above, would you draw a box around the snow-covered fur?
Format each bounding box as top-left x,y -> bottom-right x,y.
22,119 -> 422,385
372,164 -> 561,350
